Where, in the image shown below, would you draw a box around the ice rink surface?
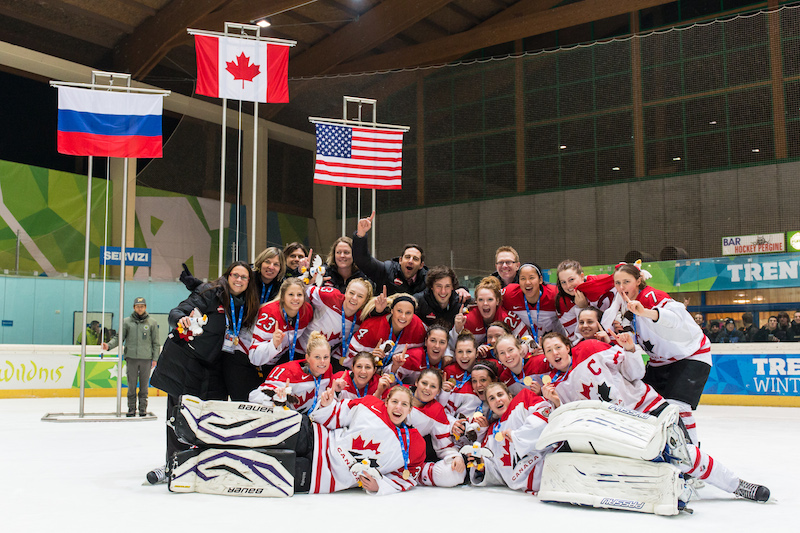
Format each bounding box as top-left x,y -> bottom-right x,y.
3,396 -> 795,532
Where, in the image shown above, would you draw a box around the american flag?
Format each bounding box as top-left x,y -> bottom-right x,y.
313,122 -> 404,190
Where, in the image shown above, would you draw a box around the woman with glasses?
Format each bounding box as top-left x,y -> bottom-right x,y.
150,261 -> 259,478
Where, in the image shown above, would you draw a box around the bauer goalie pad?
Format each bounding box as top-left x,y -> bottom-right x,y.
536,400 -> 683,462
172,395 -> 301,449
538,453 -> 684,516
169,447 -> 296,497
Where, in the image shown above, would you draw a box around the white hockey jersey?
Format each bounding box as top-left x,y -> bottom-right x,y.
248,360 -> 333,414
309,396 -> 426,495
471,389 -> 556,494
297,286 -> 362,359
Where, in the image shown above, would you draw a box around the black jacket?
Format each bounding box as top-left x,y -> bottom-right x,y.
414,288 -> 465,329
491,270 -> 519,288
352,232 -> 428,296
150,286 -> 229,400
322,264 -> 374,294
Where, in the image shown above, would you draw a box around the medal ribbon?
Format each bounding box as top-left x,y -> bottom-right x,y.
523,294 -> 540,344
381,323 -> 403,367
282,309 -> 300,360
227,296 -> 244,337
396,423 -> 410,477
260,283 -> 273,305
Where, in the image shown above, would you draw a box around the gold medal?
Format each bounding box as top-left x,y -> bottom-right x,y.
233,337 -> 239,346
403,469 -> 410,480
523,376 -> 533,386
495,432 -> 504,442
541,375 -> 552,385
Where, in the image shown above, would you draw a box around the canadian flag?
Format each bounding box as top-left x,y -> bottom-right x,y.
194,34 -> 289,103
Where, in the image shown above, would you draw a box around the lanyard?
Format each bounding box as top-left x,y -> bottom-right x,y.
395,424 -> 410,478
227,296 -> 244,336
381,323 -> 403,367
351,372 -> 369,398
425,349 -> 443,370
511,367 -> 527,387
282,309 -> 300,360
308,373 -> 322,411
342,307 -> 357,350
552,364 -> 571,384
455,371 -> 471,389
260,283 -> 273,305
523,294 -> 540,344
631,314 -> 641,346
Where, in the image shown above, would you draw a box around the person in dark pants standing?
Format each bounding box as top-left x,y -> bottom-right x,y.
103,297 -> 160,417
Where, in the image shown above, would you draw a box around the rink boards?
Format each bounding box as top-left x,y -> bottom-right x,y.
1,343 -> 798,406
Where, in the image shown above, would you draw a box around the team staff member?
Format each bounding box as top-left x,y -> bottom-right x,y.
491,245 -> 521,287
353,211 -> 428,296
103,297 -> 160,417
413,265 -> 471,329
150,261 -> 258,481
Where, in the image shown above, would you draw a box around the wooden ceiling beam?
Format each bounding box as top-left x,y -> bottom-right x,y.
113,0 -> 232,78
330,0 -> 675,74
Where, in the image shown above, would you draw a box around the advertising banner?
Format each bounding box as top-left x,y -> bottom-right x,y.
722,233 -> 785,256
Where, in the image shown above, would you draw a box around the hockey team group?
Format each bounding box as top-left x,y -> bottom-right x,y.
145,213 -> 771,515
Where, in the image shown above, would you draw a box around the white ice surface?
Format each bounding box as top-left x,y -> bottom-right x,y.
3,397 -> 796,532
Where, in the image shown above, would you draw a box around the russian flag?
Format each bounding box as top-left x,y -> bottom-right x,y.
57,86 -> 163,158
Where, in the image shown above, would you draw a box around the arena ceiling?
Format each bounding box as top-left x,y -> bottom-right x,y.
0,1 -> 680,88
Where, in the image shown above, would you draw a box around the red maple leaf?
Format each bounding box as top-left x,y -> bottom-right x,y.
351,435 -> 381,453
226,52 -> 261,88
500,439 -> 512,467
580,383 -> 593,399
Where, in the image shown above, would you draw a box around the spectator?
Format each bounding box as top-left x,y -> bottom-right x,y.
716,318 -> 745,343
491,246 -> 521,288
753,316 -> 782,342
102,297 -> 160,417
776,312 -> 795,342
75,320 -> 102,345
707,320 -> 722,342
352,212 -> 427,296
741,312 -> 758,342
693,312 -> 705,328
791,311 -> 800,340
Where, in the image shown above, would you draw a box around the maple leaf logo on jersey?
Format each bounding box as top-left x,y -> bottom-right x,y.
597,382 -> 612,402
500,439 -> 520,468
643,340 -> 655,352
226,53 -> 261,88
580,383 -> 593,399
351,435 -> 380,454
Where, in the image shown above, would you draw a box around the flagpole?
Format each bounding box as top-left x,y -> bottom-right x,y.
117,156 -> 128,416
78,154 -> 92,418
219,96 -> 227,275
252,97 -> 259,262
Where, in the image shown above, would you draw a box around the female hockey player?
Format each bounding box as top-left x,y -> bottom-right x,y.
554,259 -> 615,345
249,331 -> 334,414
332,351 -> 383,400
453,276 -> 529,347
539,331 -> 770,502
298,278 -> 374,371
346,293 -> 427,369
463,382 -> 558,494
248,278 -> 314,370
305,385 -> 427,494
149,261 -> 259,481
604,262 -> 712,443
441,332 -> 482,417
390,325 -> 450,384
407,368 -> 467,487
500,263 -> 560,346
495,334 -> 550,396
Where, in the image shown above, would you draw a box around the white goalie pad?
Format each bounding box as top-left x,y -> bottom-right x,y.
173,395 -> 302,449
169,448 -> 295,497
538,453 -> 684,516
536,400 -> 679,461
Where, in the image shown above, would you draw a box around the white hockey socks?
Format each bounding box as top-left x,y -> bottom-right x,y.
681,444 -> 739,493
666,399 -> 698,444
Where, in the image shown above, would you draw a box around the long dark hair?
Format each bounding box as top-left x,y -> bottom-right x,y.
206,261 -> 259,328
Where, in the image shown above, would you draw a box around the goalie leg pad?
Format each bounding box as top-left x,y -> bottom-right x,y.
173,395 -> 301,449
536,400 -> 680,461
169,447 -> 296,497
538,452 -> 683,516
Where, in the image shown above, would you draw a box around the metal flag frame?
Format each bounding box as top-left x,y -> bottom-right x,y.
310,96 -> 410,254
44,71 -> 169,422
187,24 -> 296,275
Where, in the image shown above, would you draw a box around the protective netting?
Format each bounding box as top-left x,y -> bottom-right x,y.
265,4 -> 800,280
